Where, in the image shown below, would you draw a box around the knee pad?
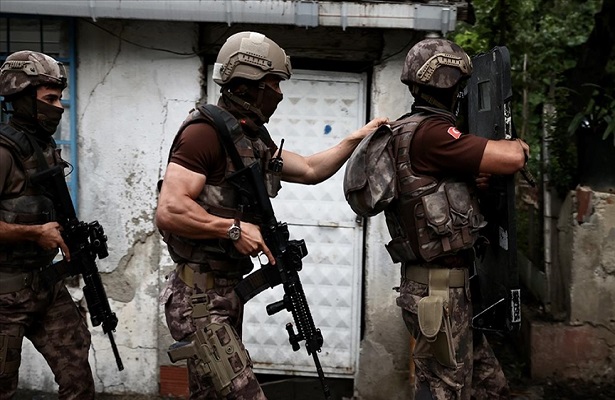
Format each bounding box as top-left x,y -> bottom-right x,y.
0,333 -> 23,376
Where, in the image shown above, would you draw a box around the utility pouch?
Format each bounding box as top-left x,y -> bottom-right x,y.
417,269 -> 458,368
385,236 -> 418,264
417,296 -> 457,368
418,295 -> 443,339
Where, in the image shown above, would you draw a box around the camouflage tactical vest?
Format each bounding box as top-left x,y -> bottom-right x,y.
161,105 -> 280,273
383,110 -> 486,264
0,123 -> 60,268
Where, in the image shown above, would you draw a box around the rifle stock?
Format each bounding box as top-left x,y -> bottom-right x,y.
32,165 -> 124,371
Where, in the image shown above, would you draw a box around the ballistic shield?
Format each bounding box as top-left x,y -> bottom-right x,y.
465,46 -> 522,332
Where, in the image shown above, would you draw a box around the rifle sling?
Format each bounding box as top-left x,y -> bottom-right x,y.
199,104 -> 246,170
201,105 -> 283,303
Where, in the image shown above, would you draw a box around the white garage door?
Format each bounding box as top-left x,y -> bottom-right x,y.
208,69 -> 367,378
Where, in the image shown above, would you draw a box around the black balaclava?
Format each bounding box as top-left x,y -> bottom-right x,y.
220,78 -> 283,128
8,87 -> 63,139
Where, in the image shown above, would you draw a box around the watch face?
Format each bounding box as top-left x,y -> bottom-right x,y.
228,225 -> 241,241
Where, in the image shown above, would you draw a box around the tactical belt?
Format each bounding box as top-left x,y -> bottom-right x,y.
402,265 -> 466,288
0,270 -> 39,294
177,264 -> 215,290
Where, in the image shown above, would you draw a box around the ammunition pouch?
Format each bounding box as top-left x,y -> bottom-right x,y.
167,293 -> 249,396
414,181 -> 485,262
387,179 -> 485,264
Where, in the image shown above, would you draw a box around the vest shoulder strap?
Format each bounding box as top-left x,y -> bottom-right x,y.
196,104 -> 246,170
0,123 -> 33,160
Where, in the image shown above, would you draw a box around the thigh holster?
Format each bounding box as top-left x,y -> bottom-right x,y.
167,293 -> 249,397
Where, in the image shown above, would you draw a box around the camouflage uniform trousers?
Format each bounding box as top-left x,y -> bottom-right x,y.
396,274 -> 510,400
0,279 -> 94,400
162,263 -> 266,400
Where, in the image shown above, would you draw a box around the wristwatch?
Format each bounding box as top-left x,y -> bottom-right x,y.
227,218 -> 241,241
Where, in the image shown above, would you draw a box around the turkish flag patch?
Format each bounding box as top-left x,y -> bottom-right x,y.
447,126 -> 462,139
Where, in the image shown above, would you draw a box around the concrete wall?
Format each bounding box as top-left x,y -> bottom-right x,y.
529,189 -> 615,382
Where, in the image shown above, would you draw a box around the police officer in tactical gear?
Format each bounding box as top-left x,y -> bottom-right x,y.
156,31 -> 386,399
0,51 -> 95,399
385,39 -> 529,400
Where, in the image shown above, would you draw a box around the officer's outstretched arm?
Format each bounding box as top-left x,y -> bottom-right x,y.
280,117 -> 388,184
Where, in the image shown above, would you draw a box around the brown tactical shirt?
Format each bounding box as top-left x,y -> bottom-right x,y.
410,115 -> 488,177
169,122 -> 277,185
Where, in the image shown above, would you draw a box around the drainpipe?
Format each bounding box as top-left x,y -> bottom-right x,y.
542,83 -> 556,313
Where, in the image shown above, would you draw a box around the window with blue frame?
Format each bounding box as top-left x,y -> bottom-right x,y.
0,16 -> 79,211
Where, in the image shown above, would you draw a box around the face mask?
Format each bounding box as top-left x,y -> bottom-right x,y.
36,99 -> 64,135
257,84 -> 283,124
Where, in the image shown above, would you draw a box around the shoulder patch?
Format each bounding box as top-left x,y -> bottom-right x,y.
447,126 -> 462,139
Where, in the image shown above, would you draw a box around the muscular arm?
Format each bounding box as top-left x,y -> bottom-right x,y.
479,139 -> 529,175
280,117 -> 387,184
155,162 -> 275,263
155,162 -> 233,239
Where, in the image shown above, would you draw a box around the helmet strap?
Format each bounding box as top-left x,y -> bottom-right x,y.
221,88 -> 268,124
419,92 -> 449,111
412,84 -> 458,112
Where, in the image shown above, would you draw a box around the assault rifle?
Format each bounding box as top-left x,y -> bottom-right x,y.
230,139 -> 331,400
31,164 -> 124,371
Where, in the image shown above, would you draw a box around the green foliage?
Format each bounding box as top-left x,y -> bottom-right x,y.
450,0 -> 606,196
567,84 -> 615,145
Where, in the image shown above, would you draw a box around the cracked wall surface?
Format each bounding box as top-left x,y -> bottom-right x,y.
547,189 -> 615,381
561,190 -> 615,328
17,19 -> 201,394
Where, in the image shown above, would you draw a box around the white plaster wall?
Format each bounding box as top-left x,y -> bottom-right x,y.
18,19 -> 201,394
355,31 -> 419,400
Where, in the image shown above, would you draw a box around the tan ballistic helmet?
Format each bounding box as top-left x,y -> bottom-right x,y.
0,51 -> 67,97
212,31 -> 292,86
400,38 -> 472,90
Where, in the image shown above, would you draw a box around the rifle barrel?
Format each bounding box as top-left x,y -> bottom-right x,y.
107,330 -> 124,371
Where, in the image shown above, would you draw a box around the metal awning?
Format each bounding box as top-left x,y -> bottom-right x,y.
0,0 -> 462,34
